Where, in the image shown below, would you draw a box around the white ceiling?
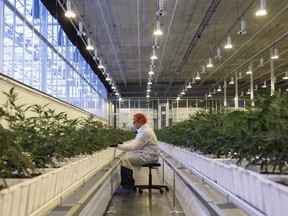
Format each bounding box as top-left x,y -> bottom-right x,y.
71,0 -> 288,98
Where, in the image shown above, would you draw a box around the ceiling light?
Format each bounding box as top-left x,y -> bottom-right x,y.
255,84 -> 258,91
181,90 -> 185,95
146,94 -> 150,98
259,57 -> 264,67
201,66 -> 206,74
246,89 -> 251,95
224,35 -> 233,49
207,58 -> 213,68
119,97 -> 123,101
215,48 -> 222,59
98,59 -> 105,69
246,65 -> 252,74
237,20 -> 247,35
238,71 -> 242,79
153,21 -> 163,36
86,38 -> 94,50
262,81 -> 267,88
65,0 -> 76,18
229,77 -> 234,84
213,89 -> 216,94
147,89 -> 151,93
256,0 -> 267,16
111,85 -> 116,90
148,66 -> 154,75
115,92 -> 119,96
187,82 -> 192,88
195,72 -> 201,80
93,49 -> 98,61
105,75 -> 111,81
77,22 -> 86,36
176,95 -> 180,100
155,0 -> 166,16
240,91 -> 244,96
150,49 -> 158,60
192,77 -> 196,84
208,92 -> 212,97
147,80 -> 152,85
271,48 -> 279,59
152,37 -> 160,49
217,85 -> 221,92
283,72 -> 288,80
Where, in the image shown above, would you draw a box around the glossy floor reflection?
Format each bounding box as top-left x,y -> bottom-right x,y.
105,167 -> 185,216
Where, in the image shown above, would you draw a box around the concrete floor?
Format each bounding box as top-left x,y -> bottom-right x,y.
105,167 -> 185,216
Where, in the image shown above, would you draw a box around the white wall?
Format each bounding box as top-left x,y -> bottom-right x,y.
0,75 -> 106,127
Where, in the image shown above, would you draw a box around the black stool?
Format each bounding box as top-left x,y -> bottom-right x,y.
135,162 -> 169,193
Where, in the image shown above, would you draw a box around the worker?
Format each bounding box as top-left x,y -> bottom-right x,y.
110,113 -> 159,195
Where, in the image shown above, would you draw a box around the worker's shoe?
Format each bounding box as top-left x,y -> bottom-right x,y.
114,187 -> 134,195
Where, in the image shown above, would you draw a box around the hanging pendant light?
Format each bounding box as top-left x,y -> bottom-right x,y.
225,35 -> 233,49
86,38 -> 94,50
217,85 -> 221,92
65,0 -> 76,18
283,71 -> 288,80
271,48 -> 279,59
256,0 -> 267,16
195,72 -> 201,80
262,81 -> 267,88
246,65 -> 252,74
187,82 -> 192,88
229,77 -> 234,84
153,20 -> 163,36
207,58 -> 213,68
215,48 -> 222,59
98,59 -> 105,69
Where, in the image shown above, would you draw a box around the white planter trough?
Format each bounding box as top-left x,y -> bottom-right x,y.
159,142 -> 288,216
0,148 -> 121,216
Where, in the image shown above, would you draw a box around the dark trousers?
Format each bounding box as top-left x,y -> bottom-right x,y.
120,166 -> 135,189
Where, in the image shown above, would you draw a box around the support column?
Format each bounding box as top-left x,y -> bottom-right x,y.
224,79 -> 227,107
270,48 -> 275,95
235,72 -> 239,109
250,62 -> 254,106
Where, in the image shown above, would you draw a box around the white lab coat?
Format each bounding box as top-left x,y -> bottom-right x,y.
117,123 -> 159,170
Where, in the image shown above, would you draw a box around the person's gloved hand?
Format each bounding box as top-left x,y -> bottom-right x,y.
109,143 -> 118,148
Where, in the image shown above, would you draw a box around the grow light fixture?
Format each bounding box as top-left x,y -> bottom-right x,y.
187,82 -> 192,88
105,75 -> 111,81
150,49 -> 158,60
146,94 -> 150,98
77,22 -> 86,36
148,66 -> 154,75
229,77 -> 234,84
176,95 -> 180,100
217,85 -> 221,92
98,59 -> 105,69
271,48 -> 279,59
283,71 -> 288,80
192,77 -> 196,84
153,21 -> 163,36
201,66 -> 206,74
259,57 -> 264,67
195,72 -> 201,80
86,38 -> 94,50
65,0 -> 76,18
262,81 -> 267,88
155,0 -> 166,16
246,89 -> 251,95
207,58 -> 213,68
256,0 -> 267,16
215,48 -> 222,59
147,80 -> 152,85
246,65 -> 252,74
224,35 -> 233,49
93,49 -> 98,61
208,92 -> 212,97
240,91 -> 244,96
237,20 -> 247,35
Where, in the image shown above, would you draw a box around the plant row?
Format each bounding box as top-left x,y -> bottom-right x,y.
156,91 -> 288,174
0,88 -> 135,178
